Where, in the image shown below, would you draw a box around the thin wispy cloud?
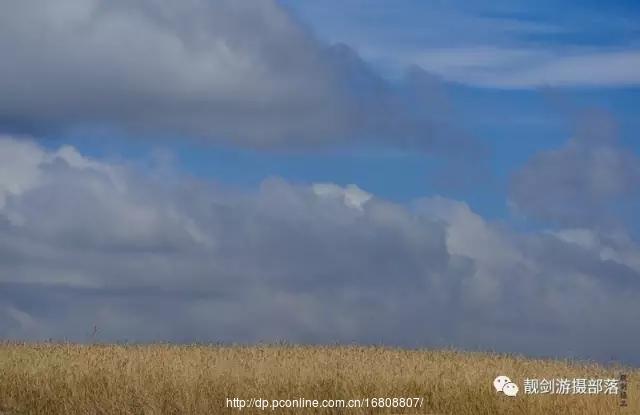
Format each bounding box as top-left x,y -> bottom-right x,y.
411,48 -> 640,88
291,0 -> 640,89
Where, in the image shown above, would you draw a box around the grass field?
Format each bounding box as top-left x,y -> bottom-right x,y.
0,342 -> 636,414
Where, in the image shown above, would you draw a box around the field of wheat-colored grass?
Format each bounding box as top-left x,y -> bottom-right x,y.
0,342 -> 637,415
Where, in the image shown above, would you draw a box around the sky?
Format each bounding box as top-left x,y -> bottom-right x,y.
0,0 -> 639,364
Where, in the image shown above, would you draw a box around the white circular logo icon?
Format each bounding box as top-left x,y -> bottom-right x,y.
503,382 -> 519,397
493,375 -> 511,392
493,375 -> 518,397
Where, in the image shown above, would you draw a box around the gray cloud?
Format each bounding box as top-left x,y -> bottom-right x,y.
510,113 -> 640,229
1,136 -> 639,363
0,0 -> 478,155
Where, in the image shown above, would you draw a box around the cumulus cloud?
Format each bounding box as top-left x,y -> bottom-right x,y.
1,136 -> 639,363
0,0 -> 477,154
510,113 -> 640,228
312,183 -> 372,210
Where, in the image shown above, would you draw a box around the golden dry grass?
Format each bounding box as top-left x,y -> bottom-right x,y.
0,342 -> 637,415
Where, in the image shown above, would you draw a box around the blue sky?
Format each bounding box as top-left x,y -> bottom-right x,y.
1,0 -> 640,363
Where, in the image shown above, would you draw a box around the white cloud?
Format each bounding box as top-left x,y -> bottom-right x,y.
551,228 -> 640,272
313,183 -> 372,210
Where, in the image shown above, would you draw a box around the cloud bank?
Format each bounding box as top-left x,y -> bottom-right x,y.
1,136 -> 639,363
0,0 -> 475,154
